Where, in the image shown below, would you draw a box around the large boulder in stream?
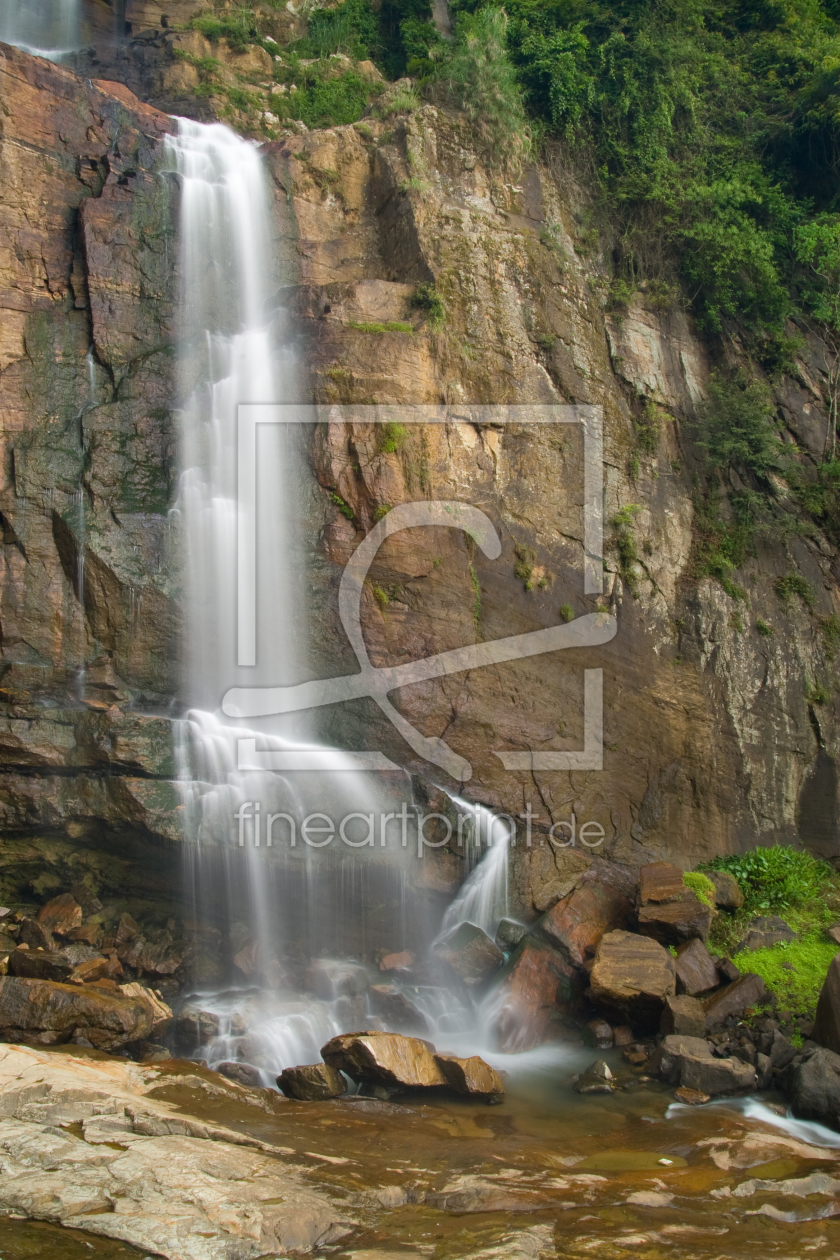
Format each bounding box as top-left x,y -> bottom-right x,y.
433,923 -> 504,987
321,1031 -> 448,1089
784,1045 -> 840,1129
589,930 -> 676,1032
434,1053 -> 505,1099
0,975 -> 153,1049
653,1034 -> 756,1095
533,876 -> 632,966
490,939 -> 580,1052
278,1063 -> 347,1100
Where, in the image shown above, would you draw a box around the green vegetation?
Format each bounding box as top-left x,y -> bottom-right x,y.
513,542 -> 536,589
288,65 -> 383,129
330,491 -> 355,520
746,936 -> 838,1016
612,504 -> 642,597
469,562 -> 482,628
683,870 -> 716,907
372,503 -> 392,522
697,371 -> 786,480
380,421 -> 409,453
807,679 -> 832,704
629,399 -> 665,478
190,10 -> 258,51
704,846 -> 832,916
775,571 -> 815,607
410,283 -> 446,329
559,603 -> 575,622
821,612 -> 840,653
372,583 -> 390,607
756,617 -> 774,637
349,320 -> 414,334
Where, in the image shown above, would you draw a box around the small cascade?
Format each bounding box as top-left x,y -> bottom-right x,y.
0,0 -> 82,59
439,798 -> 513,940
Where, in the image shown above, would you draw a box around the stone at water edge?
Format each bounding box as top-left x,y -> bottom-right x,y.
706,870 -> 745,910
582,1017 -> 614,1049
495,919 -> 528,952
217,1060 -> 263,1088
703,972 -> 768,1030
660,994 -> 706,1038
675,937 -> 719,995
812,952 -> 840,1055
174,1004 -> 221,1054
0,975 -> 153,1049
434,1053 -> 505,1099
278,1062 -> 347,1100
36,892 -> 83,936
589,930 -> 676,1033
534,877 -> 632,967
369,984 -> 429,1033
119,981 -> 172,1039
489,938 -> 580,1053
321,1030 -> 448,1089
674,1086 -> 710,1105
306,958 -> 370,999
784,1045 -> 840,1130
653,1034 -> 757,1095
379,950 -> 414,971
434,922 -> 504,987
574,1059 -> 614,1094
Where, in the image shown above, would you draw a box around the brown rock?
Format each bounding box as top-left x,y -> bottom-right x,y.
707,870 -> 744,910
0,975 -> 153,1050
653,1033 -> 756,1095
717,956 -> 741,984
675,938 -> 719,995
490,940 -> 580,1052
734,916 -> 797,953
277,1063 -> 347,1100
574,1059 -> 614,1094
638,896 -> 713,946
639,862 -> 686,904
174,1004 -> 220,1053
660,994 -> 707,1038
675,1086 -> 710,1105
589,930 -> 676,1032
582,1018 -> 614,1049
69,957 -> 113,985
119,932 -> 185,976
115,912 -> 140,945
613,1025 -> 634,1047
535,877 -> 631,966
36,893 -> 82,936
321,1031 -> 448,1090
8,948 -> 73,983
216,1061 -> 263,1088
703,973 -> 768,1030
434,923 -> 504,988
829,925 -> 840,947
434,1053 -> 504,1099
18,918 -> 55,952
369,984 -> 429,1033
813,953 -> 840,1055
118,982 -> 172,1039
380,950 -> 414,971
67,922 -> 103,947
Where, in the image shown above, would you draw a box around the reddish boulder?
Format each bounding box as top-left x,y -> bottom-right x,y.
535,877 -> 631,966
433,1053 -> 504,1099
590,930 -> 676,1033
639,863 -> 685,903
434,923 -> 504,988
36,893 -> 82,937
0,976 -> 152,1049
637,863 -> 712,946
813,953 -> 840,1055
490,940 -> 580,1052
379,951 -> 414,972
675,938 -> 719,995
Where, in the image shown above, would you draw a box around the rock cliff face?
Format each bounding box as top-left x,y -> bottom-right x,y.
1,38 -> 838,925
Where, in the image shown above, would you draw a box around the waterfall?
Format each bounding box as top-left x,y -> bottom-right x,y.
0,0 -> 81,59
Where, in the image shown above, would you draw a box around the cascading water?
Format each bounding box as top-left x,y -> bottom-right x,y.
0,0 -> 81,59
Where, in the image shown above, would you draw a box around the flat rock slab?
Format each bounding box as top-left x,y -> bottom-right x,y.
0,975 -> 153,1050
0,1043 -> 353,1259
589,930 -> 676,1032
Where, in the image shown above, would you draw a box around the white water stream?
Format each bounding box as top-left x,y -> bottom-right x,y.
0,0 -> 82,59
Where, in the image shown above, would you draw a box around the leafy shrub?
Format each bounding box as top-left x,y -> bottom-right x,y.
775,571 -> 814,608
330,491 -> 354,520
290,66 -> 380,129
191,10 -> 257,50
349,320 -> 414,333
697,371 -> 786,479
380,421 -> 408,453
559,603 -> 575,622
704,846 -> 832,915
683,871 -> 716,908
410,283 -> 446,329
297,0 -> 382,61
513,542 -> 536,589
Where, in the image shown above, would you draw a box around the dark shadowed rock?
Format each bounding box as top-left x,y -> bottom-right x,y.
8,948 -> 73,983
434,1053 -> 504,1099
574,1059 -> 614,1094
490,939 -> 580,1052
716,957 -> 741,984
368,984 -> 429,1033
590,930 -> 676,1032
582,1017 -> 614,1049
784,1045 -> 840,1130
653,1033 -> 756,1095
278,1062 -> 347,1100
637,863 -> 713,945
495,919 -> 528,952
812,953 -> 840,1055
322,1031 -> 448,1089
675,938 -> 719,995
660,994 -> 707,1038
735,916 -> 797,953
534,877 -> 632,967
174,1004 -> 221,1054
703,973 -> 768,1030
434,923 -> 504,987
36,893 -> 82,937
0,975 -> 152,1049
18,919 -> 55,951
305,958 -> 370,999
707,870 -> 744,910
216,1060 -> 263,1088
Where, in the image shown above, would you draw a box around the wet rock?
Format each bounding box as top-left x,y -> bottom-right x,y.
735,916 -> 797,953
706,870 -> 745,910
660,994 -> 707,1038
321,1030 -> 448,1090
674,1085 -> 710,1105
784,1045 -> 840,1130
653,1034 -> 756,1095
434,923 -> 504,987
534,877 -> 632,967
433,1053 -> 504,1099
613,1025 -> 634,1046
369,984 -> 429,1033
216,1060 -> 263,1088
135,1042 -> 171,1063
118,928 -> 185,976
703,973 -> 768,1029
637,862 -> 713,945
277,1062 -> 347,1100
379,950 -> 414,971
582,1017 -> 614,1049
8,947 -> 74,983
36,892 -> 82,937
574,1059 -> 614,1095
306,958 -> 370,999
675,938 -> 719,995
69,956 -> 122,985
812,952 -> 840,1055
589,930 -> 676,1032
18,918 -> 55,951
174,1004 -> 220,1053
495,919 -> 528,952
115,912 -> 140,945
768,1028 -> 797,1071
0,975 -> 153,1049
490,939 -> 580,1052
756,1051 -> 773,1088
119,983 -> 172,1040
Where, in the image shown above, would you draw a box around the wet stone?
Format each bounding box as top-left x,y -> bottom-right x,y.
674,1085 -> 710,1105
277,1062 -> 347,1100
36,893 -> 83,937
322,1030 -> 448,1090
434,922 -> 504,988
433,1053 -> 504,1099
703,972 -> 768,1030
379,950 -> 414,972
590,930 -> 676,1032
811,952 -> 840,1055
369,984 -> 429,1033
582,1017 -> 614,1049
216,1060 -> 263,1088
575,1059 -> 614,1094
495,918 -> 528,952
305,958 -> 370,999
660,994 -> 707,1038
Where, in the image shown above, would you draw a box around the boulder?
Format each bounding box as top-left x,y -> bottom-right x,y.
490,939 -> 580,1052
639,863 -> 685,903
495,919 -> 527,952
216,1061 -> 263,1088
305,958 -> 369,999
434,1053 -> 504,1099
660,994 -> 707,1038
784,1045 -> 840,1130
321,1031 -> 448,1089
735,916 -> 797,953
0,976 -> 152,1049
8,948 -> 73,983
706,870 -> 744,910
716,956 -> 741,984
118,929 -> 185,976
812,953 -> 840,1055
368,984 -> 429,1033
768,1028 -> 797,1071
119,982 -> 172,1039
703,973 -> 768,1030
582,1017 -> 614,1049
379,950 -> 414,971
36,893 -> 82,937
574,1059 -> 614,1094
829,925 -> 840,947
675,938 -> 719,995
534,877 -> 632,967
653,1034 -> 756,1095
174,1004 -> 220,1053
278,1062 -> 347,1100
589,930 -> 676,1032
675,1086 -> 710,1105
434,923 -> 504,987
637,862 -> 713,945
18,918 -> 55,951
69,955 -> 122,985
